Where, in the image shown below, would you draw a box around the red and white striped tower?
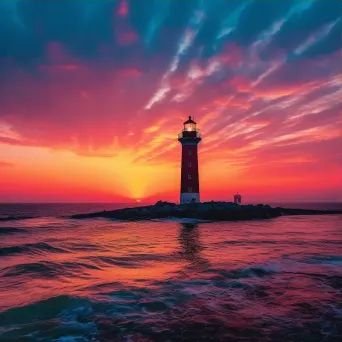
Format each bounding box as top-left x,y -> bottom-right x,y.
178,116 -> 202,204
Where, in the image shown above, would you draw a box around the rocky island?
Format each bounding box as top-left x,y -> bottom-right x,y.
71,201 -> 342,221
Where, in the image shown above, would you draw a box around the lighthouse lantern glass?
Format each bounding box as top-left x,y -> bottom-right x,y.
184,122 -> 196,131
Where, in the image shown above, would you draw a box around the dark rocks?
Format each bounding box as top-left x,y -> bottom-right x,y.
155,200 -> 176,207
70,202 -> 342,222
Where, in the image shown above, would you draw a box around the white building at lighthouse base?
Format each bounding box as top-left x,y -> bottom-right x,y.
180,192 -> 200,204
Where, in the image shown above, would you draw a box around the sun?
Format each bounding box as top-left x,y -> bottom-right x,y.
135,199 -> 141,203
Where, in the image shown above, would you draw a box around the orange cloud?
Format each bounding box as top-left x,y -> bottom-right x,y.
254,82 -> 317,99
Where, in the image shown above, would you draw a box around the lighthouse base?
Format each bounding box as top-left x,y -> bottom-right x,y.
180,193 -> 200,204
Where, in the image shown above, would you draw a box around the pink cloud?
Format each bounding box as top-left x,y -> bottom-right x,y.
229,75 -> 252,93
117,0 -> 129,17
38,42 -> 84,74
120,68 -> 142,78
217,43 -> 244,67
45,42 -> 68,63
39,63 -> 83,74
118,31 -> 138,45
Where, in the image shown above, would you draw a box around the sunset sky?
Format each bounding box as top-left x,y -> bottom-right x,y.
0,0 -> 341,203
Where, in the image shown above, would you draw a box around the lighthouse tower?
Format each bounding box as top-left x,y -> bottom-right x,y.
178,116 -> 202,204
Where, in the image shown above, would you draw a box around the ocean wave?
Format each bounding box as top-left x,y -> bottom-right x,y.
84,255 -> 141,268
1,273 -> 341,341
1,261 -> 101,279
0,295 -> 97,341
0,216 -> 35,222
0,227 -> 27,235
207,265 -> 276,280
83,253 -> 175,268
302,255 -> 342,266
63,242 -> 103,252
0,295 -> 91,326
0,242 -> 68,257
214,239 -> 278,246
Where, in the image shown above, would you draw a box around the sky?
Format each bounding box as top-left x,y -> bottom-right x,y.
0,0 -> 341,203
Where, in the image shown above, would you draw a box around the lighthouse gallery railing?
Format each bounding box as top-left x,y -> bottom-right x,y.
178,129 -> 201,139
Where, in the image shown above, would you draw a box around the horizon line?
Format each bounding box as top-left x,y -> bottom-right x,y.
1,201 -> 341,205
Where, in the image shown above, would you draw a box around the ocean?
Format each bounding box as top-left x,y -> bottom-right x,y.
0,203 -> 341,341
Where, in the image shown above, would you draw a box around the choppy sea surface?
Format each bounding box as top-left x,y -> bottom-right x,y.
0,203 -> 341,342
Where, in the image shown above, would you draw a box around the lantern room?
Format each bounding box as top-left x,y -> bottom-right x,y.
184,116 -> 196,131
178,116 -> 201,141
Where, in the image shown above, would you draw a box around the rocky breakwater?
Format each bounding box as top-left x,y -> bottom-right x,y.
71,201 -> 342,221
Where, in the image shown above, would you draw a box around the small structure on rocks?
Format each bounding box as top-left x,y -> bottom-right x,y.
234,193 -> 242,204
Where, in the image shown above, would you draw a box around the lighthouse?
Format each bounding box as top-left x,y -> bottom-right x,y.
178,116 -> 202,204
